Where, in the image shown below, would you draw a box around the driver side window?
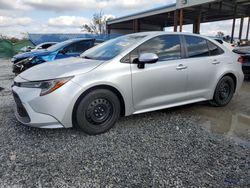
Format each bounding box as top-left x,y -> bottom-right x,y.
122,35 -> 182,63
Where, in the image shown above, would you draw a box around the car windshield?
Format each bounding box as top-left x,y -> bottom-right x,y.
47,40 -> 73,51
81,35 -> 147,60
34,43 -> 43,49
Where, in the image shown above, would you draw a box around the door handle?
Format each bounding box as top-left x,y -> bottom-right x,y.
176,64 -> 187,70
212,59 -> 221,65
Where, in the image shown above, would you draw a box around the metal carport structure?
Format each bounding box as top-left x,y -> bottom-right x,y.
107,0 -> 250,42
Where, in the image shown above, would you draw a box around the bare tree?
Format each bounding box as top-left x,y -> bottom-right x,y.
81,11 -> 114,34
216,31 -> 225,38
20,32 -> 29,40
0,34 -> 8,40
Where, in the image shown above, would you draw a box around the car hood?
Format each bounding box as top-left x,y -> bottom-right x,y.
18,57 -> 104,81
14,49 -> 51,59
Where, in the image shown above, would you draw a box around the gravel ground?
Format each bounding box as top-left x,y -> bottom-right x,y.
0,59 -> 249,187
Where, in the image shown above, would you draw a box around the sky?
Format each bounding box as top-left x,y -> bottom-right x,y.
0,0 -> 249,38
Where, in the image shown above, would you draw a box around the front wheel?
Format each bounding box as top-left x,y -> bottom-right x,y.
210,76 -> 235,107
75,89 -> 121,135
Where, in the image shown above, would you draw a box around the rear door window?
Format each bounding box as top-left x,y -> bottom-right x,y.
42,44 -> 51,49
185,36 -> 210,58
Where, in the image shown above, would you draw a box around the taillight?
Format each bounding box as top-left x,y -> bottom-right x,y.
238,56 -> 244,64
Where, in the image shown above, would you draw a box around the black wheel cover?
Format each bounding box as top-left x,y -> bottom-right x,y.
86,98 -> 113,125
75,89 -> 121,135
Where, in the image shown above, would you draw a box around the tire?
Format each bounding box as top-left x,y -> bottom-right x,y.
75,89 -> 121,135
210,76 -> 235,107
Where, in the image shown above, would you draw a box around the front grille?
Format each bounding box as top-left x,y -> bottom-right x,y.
12,91 -> 30,122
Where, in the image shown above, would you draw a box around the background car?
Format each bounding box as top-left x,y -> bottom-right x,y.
19,42 -> 57,53
212,38 -> 236,51
12,38 -> 102,74
31,42 -> 57,51
233,46 -> 250,77
12,32 -> 244,135
19,46 -> 34,53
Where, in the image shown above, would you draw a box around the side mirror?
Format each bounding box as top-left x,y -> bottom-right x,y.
137,53 -> 159,69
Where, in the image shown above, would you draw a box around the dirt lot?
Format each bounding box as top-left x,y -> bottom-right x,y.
0,59 -> 249,187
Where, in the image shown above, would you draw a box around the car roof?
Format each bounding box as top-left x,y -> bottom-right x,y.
67,38 -> 95,42
123,31 -> 218,44
36,42 -> 57,45
125,31 -> 212,38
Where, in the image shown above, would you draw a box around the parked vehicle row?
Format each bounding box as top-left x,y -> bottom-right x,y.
12,32 -> 244,134
12,38 -> 103,74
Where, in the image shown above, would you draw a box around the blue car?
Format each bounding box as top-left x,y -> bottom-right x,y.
12,38 -> 101,74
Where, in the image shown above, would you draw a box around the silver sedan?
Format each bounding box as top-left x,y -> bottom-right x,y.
12,32 -> 244,134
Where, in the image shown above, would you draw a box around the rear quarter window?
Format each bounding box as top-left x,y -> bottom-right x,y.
207,41 -> 224,56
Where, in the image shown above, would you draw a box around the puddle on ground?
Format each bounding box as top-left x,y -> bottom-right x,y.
183,81 -> 250,147
186,104 -> 250,147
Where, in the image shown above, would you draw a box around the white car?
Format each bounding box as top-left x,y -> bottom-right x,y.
12,32 -> 244,135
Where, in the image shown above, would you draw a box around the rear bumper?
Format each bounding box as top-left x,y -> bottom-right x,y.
242,55 -> 250,75
242,64 -> 250,75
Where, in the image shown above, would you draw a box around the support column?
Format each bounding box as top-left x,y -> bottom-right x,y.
246,17 -> 250,40
179,9 -> 183,32
106,25 -> 111,34
231,5 -> 237,43
133,19 -> 140,33
193,14 -> 201,34
173,10 -> 179,32
239,17 -> 244,40
231,18 -> 236,43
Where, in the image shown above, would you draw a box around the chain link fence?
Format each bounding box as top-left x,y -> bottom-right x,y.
0,39 -> 34,59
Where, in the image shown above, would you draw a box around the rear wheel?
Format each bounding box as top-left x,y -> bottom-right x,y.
210,76 -> 235,107
75,89 -> 120,135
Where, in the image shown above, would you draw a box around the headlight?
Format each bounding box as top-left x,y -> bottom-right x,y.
41,54 -> 55,62
11,58 -> 16,63
17,57 -> 35,65
17,76 -> 73,96
28,57 -> 35,61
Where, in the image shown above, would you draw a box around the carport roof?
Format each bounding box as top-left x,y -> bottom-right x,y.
107,3 -> 176,25
107,0 -> 250,27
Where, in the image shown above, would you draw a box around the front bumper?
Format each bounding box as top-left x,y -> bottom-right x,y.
12,89 -> 64,128
12,76 -> 82,129
12,64 -> 23,74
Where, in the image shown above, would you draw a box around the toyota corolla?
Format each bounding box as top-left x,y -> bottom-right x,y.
12,32 -> 244,135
